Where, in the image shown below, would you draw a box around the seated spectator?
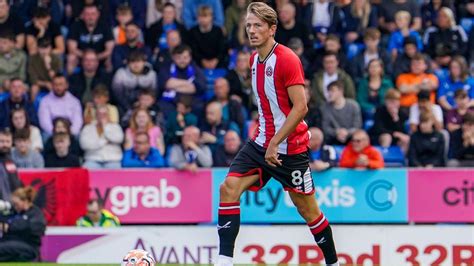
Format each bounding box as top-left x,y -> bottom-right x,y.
448,112 -> 474,167
125,108 -> 165,155
312,52 -> 355,106
112,50 -> 157,115
79,105 -> 124,169
10,109 -> 43,152
0,186 -> 46,262
408,112 -> 446,167
396,53 -> 439,109
304,79 -> 322,128
423,7 -> 468,59
38,74 -> 83,136
388,11 -> 423,60
331,0 -> 377,44
182,0 -> 224,29
356,59 -> 394,119
0,0 -> 25,49
213,78 -> 245,133
158,44 -> 206,112
446,90 -> 474,133
83,85 -> 119,125
0,31 -> 27,87
339,129 -> 384,169
188,5 -> 226,69
28,38 -> 63,103
112,22 -> 151,71
200,101 -> 240,151
120,88 -> 163,129
112,5 -> 134,46
350,28 -> 392,83
44,132 -> 81,168
165,95 -> 198,145
409,90 -> 444,132
225,50 -> 253,112
308,127 -> 337,172
370,89 -> 410,150
275,2 -> 311,49
438,56 -> 474,111
11,129 -> 44,168
321,80 -> 362,145
213,130 -> 242,167
169,126 -> 213,171
421,0 -> 453,29
0,78 -> 38,128
146,0 -> 184,28
43,117 -> 82,158
69,50 -> 112,106
154,29 -> 183,71
76,199 -> 120,227
378,0 -> 422,33
109,0 -> 146,29
146,2 -> 186,57
392,36 -> 420,80
25,7 -> 64,55
66,4 -> 114,74
122,131 -> 165,168
308,0 -> 335,46
312,34 -> 350,74
288,38 -> 313,78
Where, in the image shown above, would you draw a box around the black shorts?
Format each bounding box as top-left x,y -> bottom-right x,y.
228,141 -> 315,195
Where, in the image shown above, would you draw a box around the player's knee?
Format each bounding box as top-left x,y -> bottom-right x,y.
219,180 -> 240,201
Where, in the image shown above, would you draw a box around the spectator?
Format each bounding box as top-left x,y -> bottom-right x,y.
387,11 -> 423,60
339,129 -> 384,169
122,131 -> 165,168
275,2 -> 311,49
76,199 -> 120,227
438,56 -> 474,111
43,117 -> 82,159
38,74 -> 83,136
200,101 -> 240,151
308,127 -> 337,172
350,28 -> 392,83
165,95 -> 198,145
146,3 -> 186,56
331,0 -> 378,44
308,0 -> 337,41
396,53 -> 439,109
446,90 -> 474,133
225,50 -> 253,112
421,0 -> 454,29
392,36 -> 420,80
69,50 -> 112,106
224,0 -> 248,48
321,80 -> 362,145
312,34 -> 349,73
83,85 -> 119,125
288,38 -> 313,78
28,38 -> 63,103
304,79 -> 322,128
158,44 -> 206,112
378,0 -> 421,33
0,0 -> 25,49
112,50 -> 157,115
112,22 -> 151,71
44,132 -> 81,168
213,78 -> 245,133
109,0 -> 146,29
124,108 -> 165,155
356,59 -> 394,119
213,130 -> 242,167
10,129 -> 44,169
408,112 -> 446,167
169,126 -> 213,171
67,4 -> 114,74
187,5 -> 226,69
66,0 -> 111,25
182,0 -> 224,29
25,7 -> 64,55
0,78 -> 38,129
0,129 -> 22,201
10,108 -> 43,152
312,52 -> 355,107
0,32 -> 27,87
448,112 -> 474,167
409,90 -> 444,132
146,0 -> 183,28
79,105 -> 124,169
423,7 -> 468,59
112,5 -> 134,45
120,88 -> 163,129
154,29 -> 183,71
370,89 -> 410,149
0,186 -> 46,262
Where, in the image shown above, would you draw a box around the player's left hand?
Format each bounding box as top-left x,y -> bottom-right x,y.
265,142 -> 282,167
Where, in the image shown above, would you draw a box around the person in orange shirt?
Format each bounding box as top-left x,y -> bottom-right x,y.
396,53 -> 439,109
339,129 -> 384,169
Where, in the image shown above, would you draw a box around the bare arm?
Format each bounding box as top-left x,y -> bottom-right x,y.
67,40 -> 82,57
165,78 -> 196,94
53,35 -> 65,55
97,41 -> 114,61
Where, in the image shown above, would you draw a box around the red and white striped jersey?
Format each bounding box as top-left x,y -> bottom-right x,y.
250,42 -> 309,155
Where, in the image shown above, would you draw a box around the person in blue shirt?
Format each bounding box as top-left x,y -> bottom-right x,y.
122,131 -> 165,168
387,11 -> 423,60
182,0 -> 224,29
438,56 -> 474,111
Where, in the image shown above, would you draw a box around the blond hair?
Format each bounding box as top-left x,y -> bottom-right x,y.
247,2 -> 277,27
395,10 -> 411,23
439,7 -> 456,28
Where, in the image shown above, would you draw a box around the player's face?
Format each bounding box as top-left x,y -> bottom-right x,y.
246,13 -> 276,48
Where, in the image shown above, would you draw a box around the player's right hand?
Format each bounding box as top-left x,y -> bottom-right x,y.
265,142 -> 282,167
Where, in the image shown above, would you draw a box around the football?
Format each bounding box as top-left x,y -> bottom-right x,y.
121,249 -> 156,266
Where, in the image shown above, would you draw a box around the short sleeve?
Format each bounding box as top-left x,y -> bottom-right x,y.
409,105 -> 419,125
280,52 -> 305,88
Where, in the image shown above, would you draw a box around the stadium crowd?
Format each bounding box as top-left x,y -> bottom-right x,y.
0,0 -> 473,172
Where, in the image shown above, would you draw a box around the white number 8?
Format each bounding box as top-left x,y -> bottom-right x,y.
291,170 -> 303,186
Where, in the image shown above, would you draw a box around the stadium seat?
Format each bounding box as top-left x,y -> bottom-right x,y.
203,68 -> 227,101
375,146 -> 405,167
333,145 -> 345,161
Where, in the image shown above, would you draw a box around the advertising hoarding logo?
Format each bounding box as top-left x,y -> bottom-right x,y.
365,180 -> 397,211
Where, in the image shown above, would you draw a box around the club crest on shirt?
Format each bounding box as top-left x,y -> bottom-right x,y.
266,66 -> 273,76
